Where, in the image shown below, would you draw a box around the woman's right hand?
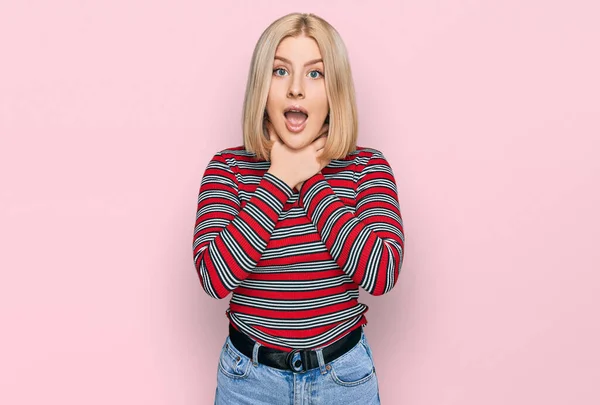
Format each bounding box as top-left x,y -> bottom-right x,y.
266,121 -> 330,190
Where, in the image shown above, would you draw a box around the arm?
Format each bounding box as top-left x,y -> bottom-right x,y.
298,150 -> 405,296
192,152 -> 293,299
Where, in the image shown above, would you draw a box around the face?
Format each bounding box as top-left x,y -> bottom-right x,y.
265,34 -> 329,150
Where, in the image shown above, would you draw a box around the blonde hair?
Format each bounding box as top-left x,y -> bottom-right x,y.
242,13 -> 358,161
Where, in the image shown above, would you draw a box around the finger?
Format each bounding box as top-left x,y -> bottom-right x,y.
318,123 -> 330,137
313,135 -> 328,150
316,132 -> 328,143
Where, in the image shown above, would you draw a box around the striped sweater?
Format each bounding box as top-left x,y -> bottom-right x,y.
192,146 -> 404,351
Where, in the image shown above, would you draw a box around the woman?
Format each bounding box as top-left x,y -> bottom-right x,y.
193,12 -> 404,405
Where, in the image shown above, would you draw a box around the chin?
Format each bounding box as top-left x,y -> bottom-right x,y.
279,133 -> 311,150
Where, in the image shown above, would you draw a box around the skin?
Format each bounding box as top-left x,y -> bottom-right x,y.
265,34 -> 332,191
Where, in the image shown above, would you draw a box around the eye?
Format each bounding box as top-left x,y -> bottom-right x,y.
273,68 -> 288,77
308,70 -> 324,79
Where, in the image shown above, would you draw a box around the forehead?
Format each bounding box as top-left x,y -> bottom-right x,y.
274,35 -> 322,61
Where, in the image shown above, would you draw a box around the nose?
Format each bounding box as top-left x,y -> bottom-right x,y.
287,75 -> 304,99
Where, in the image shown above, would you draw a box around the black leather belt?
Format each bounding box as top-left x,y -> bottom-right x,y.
228,324 -> 362,372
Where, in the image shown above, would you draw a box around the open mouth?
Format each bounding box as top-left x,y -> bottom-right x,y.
283,107 -> 309,133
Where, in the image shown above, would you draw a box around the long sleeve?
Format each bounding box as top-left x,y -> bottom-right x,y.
192,152 -> 293,299
298,150 -> 404,296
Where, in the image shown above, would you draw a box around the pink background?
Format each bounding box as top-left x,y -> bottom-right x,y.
1,0 -> 599,404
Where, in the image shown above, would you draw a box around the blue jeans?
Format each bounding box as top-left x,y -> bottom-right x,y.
214,327 -> 381,404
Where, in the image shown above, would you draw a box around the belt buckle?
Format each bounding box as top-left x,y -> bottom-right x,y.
286,349 -> 305,372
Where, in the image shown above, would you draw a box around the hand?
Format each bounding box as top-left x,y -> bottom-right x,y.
295,168 -> 324,192
266,121 -> 331,190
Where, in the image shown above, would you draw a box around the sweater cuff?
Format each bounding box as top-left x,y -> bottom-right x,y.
299,172 -> 327,206
262,172 -> 294,203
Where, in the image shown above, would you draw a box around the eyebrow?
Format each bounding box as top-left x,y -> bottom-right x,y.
274,56 -> 323,67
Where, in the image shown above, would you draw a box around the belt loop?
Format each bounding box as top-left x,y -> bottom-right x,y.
315,348 -> 327,375
252,341 -> 261,367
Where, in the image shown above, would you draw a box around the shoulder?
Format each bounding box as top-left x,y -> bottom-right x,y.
212,145 -> 254,160
345,146 -> 389,167
209,145 -> 265,169
345,147 -> 395,184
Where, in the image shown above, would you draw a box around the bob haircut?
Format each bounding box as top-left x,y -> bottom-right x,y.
242,12 -> 358,161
